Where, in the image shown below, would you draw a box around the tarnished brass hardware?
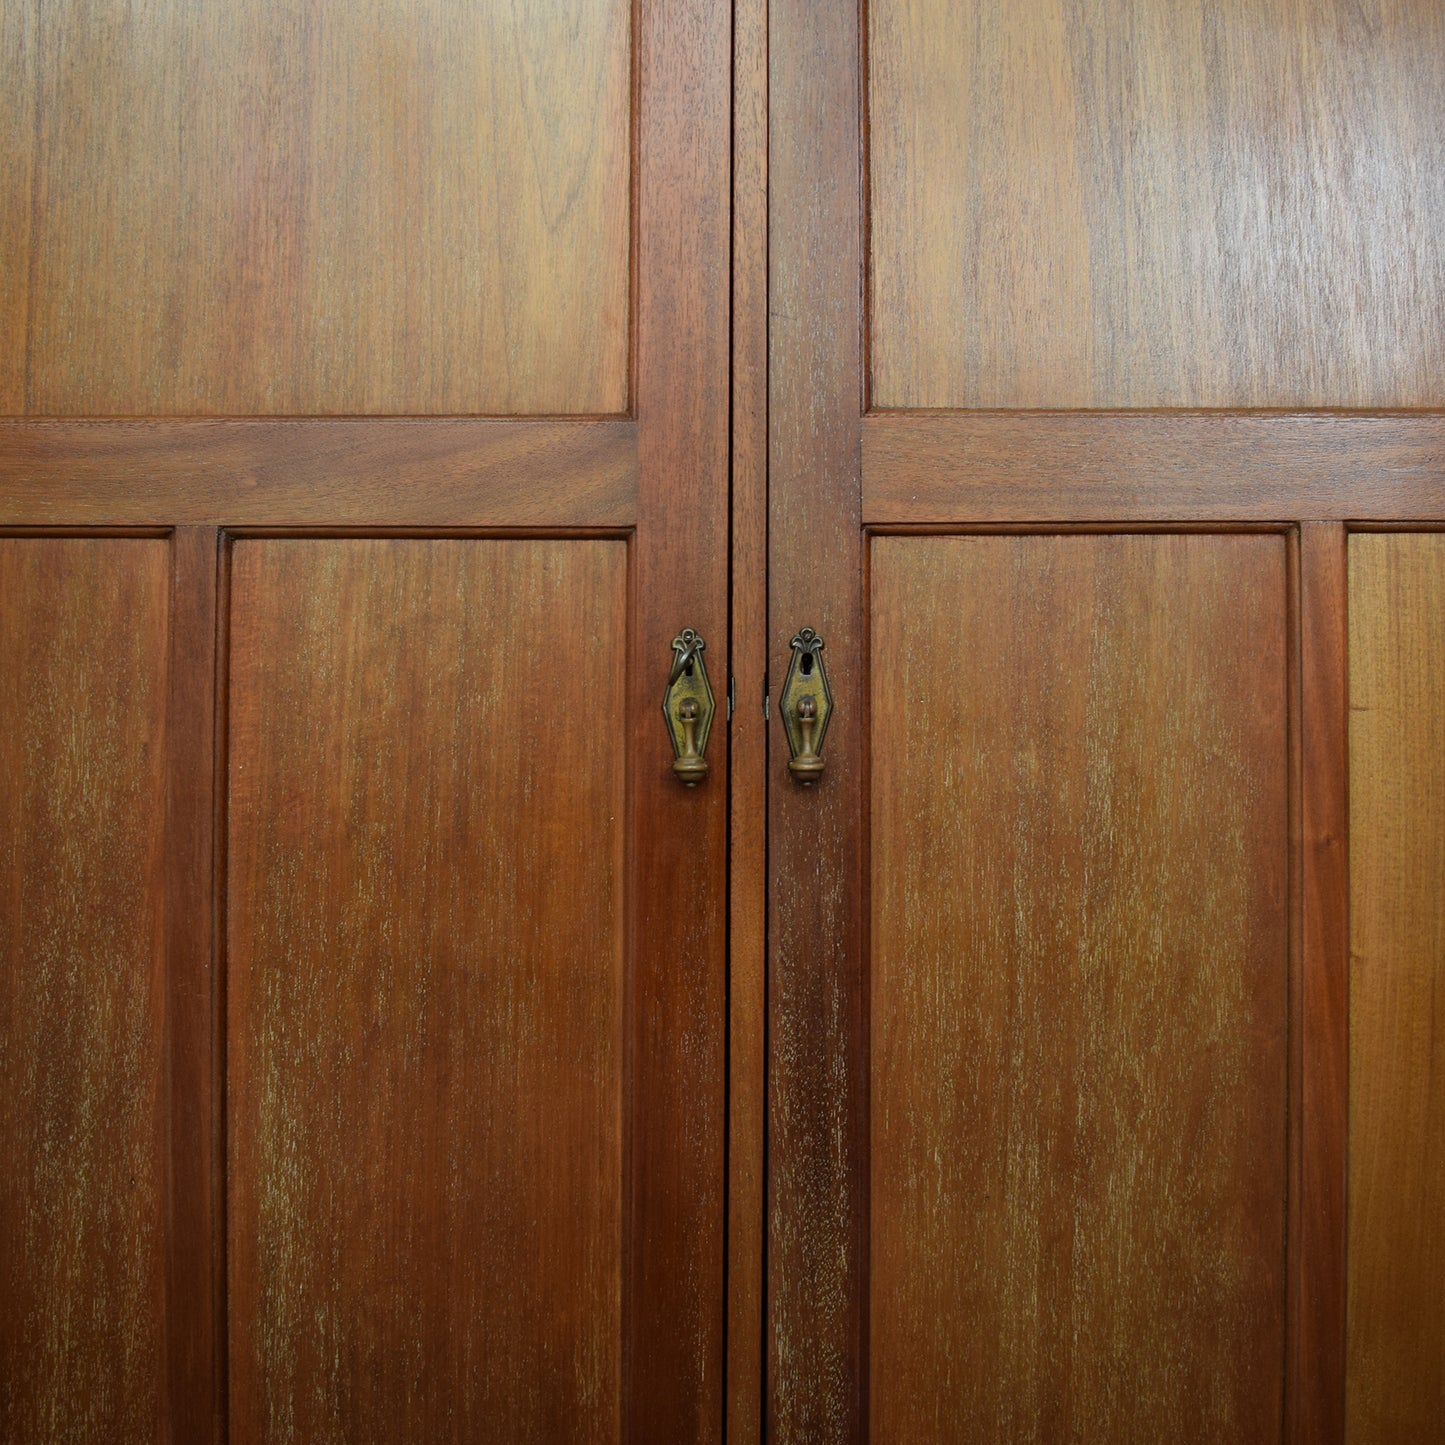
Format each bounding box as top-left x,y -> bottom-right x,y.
662,628 -> 715,785
781,627 -> 832,783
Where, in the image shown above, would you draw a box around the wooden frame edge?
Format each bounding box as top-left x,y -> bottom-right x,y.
0,417 -> 638,527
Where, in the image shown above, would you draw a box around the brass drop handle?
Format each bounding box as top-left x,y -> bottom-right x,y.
790,695 -> 825,781
673,697 -> 707,784
662,628 -> 715,786
780,628 -> 832,784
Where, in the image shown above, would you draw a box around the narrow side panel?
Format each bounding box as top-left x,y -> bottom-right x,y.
1346,532 -> 1445,1441
0,536 -> 172,1442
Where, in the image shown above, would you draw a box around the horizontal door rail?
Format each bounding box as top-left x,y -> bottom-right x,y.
0,417 -> 637,527
864,411 -> 1445,523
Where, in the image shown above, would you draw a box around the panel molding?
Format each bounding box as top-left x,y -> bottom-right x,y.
861,534 -> 1294,1445
864,412 -> 1445,524
0,418 -> 638,527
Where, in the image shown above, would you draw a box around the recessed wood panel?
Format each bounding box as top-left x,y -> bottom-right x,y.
1347,532 -> 1445,1442
868,0 -> 1445,409
870,533 -> 1290,1440
0,537 -> 170,1443
8,0 -> 629,416
226,538 -> 627,1443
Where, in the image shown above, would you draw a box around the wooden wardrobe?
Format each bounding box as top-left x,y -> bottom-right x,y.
2,1 -> 1442,1440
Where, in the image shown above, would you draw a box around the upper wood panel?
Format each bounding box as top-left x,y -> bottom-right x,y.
868,0 -> 1445,409
226,538 -> 627,1443
1347,532 -> 1445,1442
0,537 -> 170,1443
870,533 -> 1290,1440
3,0 -> 630,416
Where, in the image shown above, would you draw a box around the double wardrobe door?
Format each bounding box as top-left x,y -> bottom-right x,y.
764,1 -> 1445,1443
3,2 -> 1444,1444
1,1 -> 728,1441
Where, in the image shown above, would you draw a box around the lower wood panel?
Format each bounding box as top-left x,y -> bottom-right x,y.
0,537 -> 171,1443
870,532 -> 1291,1441
1346,532 -> 1445,1443
226,537 -> 627,1444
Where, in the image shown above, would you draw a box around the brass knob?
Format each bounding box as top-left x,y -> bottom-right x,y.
787,694 -> 825,782
672,696 -> 709,785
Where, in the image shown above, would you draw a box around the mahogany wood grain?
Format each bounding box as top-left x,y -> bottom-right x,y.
1346,532 -> 1445,1442
863,412 -> 1445,525
769,0 -> 867,1435
0,0 -> 34,412
226,538 -> 627,1444
0,536 -> 171,1442
870,532 -> 1292,1441
164,527 -> 223,1444
628,0 -> 732,1433
9,0 -> 630,416
0,419 -> 637,527
728,0 -> 768,1434
868,0 -> 1445,409
1296,523 -> 1347,1445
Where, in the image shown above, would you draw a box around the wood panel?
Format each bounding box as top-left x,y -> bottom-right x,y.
1346,532 -> 1445,1442
226,538 -> 627,1444
0,0 -> 35,411
728,0 -> 768,1431
0,419 -> 637,527
868,0 -> 1445,409
8,0 -> 629,416
0,536 -> 171,1443
1297,523 -> 1348,1445
769,0 -> 868,1433
870,533 -> 1291,1440
164,527 -> 223,1444
626,0 -> 731,1430
862,413 -> 1445,525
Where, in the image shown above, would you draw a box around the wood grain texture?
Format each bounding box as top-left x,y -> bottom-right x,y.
226,538 -> 626,1444
9,0 -> 629,415
0,419 -> 637,527
0,537 -> 171,1443
862,413 -> 1445,525
627,0 -> 732,1432
0,0 -> 35,411
1297,523 -> 1347,1445
868,0 -> 1445,409
769,0 -> 868,1435
1346,531 -> 1445,1442
870,533 -> 1291,1441
164,527 -> 223,1444
728,0 -> 768,1433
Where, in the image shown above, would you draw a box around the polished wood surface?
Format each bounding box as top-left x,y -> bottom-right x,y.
868,0 -> 1445,409
0,537 -> 171,1443
627,0 -> 731,1431
769,0 -> 867,1434
226,538 -> 627,1443
0,1 -> 34,411
1346,532 -> 1445,1442
0,418 -> 637,527
863,413 -> 1445,525
1297,524 -> 1348,1445
7,0 -> 629,416
870,533 -> 1291,1440
163,527 -> 224,1444
728,0 -> 768,1432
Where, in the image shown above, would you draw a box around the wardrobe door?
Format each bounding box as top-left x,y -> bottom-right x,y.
767,1 -> 1445,1439
0,0 -> 730,1440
